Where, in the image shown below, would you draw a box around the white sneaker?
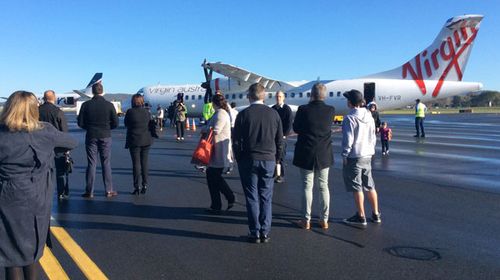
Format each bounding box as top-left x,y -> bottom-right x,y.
382,152 -> 386,155
386,150 -> 389,154
176,137 -> 181,141
181,137 -> 185,141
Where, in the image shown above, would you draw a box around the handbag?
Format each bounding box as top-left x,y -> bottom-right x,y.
149,119 -> 160,138
64,152 -> 74,174
191,128 -> 214,165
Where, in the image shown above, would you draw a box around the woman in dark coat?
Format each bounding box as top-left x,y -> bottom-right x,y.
368,102 -> 381,133
0,91 -> 78,279
124,94 -> 153,195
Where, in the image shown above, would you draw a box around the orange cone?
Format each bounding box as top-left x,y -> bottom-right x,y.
185,118 -> 190,130
191,118 -> 196,131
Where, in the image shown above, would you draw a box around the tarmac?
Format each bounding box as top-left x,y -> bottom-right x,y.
1,113 -> 500,279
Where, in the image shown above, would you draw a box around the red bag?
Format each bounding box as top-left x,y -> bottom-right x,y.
191,129 -> 214,165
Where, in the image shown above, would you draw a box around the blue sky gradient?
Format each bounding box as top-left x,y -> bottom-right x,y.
1,0 -> 499,97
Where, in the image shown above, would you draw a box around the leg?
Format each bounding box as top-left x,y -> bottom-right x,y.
280,140 -> 287,177
54,156 -> 66,196
140,146 -> 150,187
299,168 -> 314,221
415,117 -> 420,136
22,262 -> 39,280
366,190 -> 380,215
176,122 -> 181,138
257,160 -> 275,236
85,139 -> 98,194
238,159 -> 260,236
98,138 -> 114,193
5,267 -> 23,280
420,117 -> 425,136
316,167 -> 330,221
129,147 -> 141,190
206,167 -> 223,210
180,121 -> 185,137
216,169 -> 235,205
353,191 -> 366,217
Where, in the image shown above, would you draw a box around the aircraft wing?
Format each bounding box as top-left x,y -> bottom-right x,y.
204,62 -> 293,91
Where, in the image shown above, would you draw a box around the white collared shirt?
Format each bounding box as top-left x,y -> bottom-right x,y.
251,100 -> 264,105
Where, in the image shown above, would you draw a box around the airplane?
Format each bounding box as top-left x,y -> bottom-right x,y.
35,73 -> 103,106
139,14 -> 483,117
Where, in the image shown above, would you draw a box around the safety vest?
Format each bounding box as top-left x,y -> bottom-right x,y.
415,103 -> 426,118
203,103 -> 215,121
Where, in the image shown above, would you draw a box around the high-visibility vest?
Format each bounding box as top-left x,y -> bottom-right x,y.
415,103 -> 426,118
203,103 -> 215,121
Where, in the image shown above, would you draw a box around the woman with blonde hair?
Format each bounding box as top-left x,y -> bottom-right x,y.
0,91 -> 77,279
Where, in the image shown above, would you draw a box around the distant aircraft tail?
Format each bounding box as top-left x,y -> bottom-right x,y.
364,14 -> 483,97
73,73 -> 103,98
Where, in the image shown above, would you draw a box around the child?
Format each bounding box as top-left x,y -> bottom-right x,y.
380,122 -> 392,155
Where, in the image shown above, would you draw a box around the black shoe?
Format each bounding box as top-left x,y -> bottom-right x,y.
421,134 -> 425,138
371,212 -> 382,224
130,189 -> 140,195
413,135 -> 420,137
247,234 -> 261,244
140,186 -> 147,194
260,235 -> 270,243
343,213 -> 367,227
274,176 -> 284,183
81,192 -> 93,198
205,208 -> 221,215
227,202 -> 235,211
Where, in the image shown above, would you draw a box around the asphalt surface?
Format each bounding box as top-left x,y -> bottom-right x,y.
2,113 -> 500,279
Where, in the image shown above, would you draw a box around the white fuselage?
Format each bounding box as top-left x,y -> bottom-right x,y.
140,79 -> 482,117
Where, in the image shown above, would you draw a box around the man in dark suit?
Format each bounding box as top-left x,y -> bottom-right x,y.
39,90 -> 70,200
271,90 -> 293,184
293,83 -> 335,230
233,83 -> 283,243
77,83 -> 119,198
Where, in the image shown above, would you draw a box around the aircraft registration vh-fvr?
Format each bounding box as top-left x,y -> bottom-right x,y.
138,14 -> 483,117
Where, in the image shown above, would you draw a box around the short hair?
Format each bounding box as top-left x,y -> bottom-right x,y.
131,94 -> 144,108
276,90 -> 285,98
311,83 -> 326,100
248,83 -> 265,101
92,83 -> 103,95
0,91 -> 42,132
43,90 -> 56,102
230,102 -> 236,108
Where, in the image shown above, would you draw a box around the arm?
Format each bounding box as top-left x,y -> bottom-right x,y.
292,106 -> 305,134
341,117 -> 355,159
275,115 -> 284,161
110,104 -> 119,129
47,124 -> 78,150
284,105 -> 293,136
77,103 -> 86,129
124,110 -> 130,128
58,110 -> 68,133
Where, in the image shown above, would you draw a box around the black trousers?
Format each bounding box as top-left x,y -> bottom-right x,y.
206,167 -> 235,210
176,121 -> 185,137
54,155 -> 68,195
415,117 -> 425,136
381,140 -> 389,153
129,146 -> 150,189
276,140 -> 287,177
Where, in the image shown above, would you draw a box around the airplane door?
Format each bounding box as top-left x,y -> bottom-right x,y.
364,83 -> 375,104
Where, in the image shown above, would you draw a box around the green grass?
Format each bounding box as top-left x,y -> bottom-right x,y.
381,107 -> 500,115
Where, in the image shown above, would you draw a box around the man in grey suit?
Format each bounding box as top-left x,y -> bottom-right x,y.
77,83 -> 119,198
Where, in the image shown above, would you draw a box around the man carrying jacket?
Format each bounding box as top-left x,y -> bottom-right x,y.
39,90 -> 70,200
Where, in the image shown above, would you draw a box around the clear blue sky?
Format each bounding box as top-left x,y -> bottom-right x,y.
1,0 -> 499,98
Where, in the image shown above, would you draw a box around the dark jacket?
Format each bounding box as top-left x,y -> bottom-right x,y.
271,103 -> 293,136
232,103 -> 283,161
77,95 -> 118,140
124,107 -> 153,148
371,110 -> 381,128
39,102 -> 69,154
292,100 -> 335,170
0,123 -> 77,266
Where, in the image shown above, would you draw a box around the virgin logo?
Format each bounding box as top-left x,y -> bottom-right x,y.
402,24 -> 478,97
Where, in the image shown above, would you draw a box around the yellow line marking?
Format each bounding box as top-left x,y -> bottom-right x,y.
40,246 -> 70,280
50,226 -> 109,280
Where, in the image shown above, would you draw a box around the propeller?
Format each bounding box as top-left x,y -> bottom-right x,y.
201,59 -> 213,103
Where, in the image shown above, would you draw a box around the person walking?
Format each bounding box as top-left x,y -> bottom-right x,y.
414,99 -> 427,137
272,90 -> 293,183
125,94 -> 153,195
204,94 -> 235,213
233,83 -> 283,243
77,82 -> 119,198
367,102 -> 381,133
156,104 -> 164,131
0,91 -> 77,280
293,83 -> 335,230
174,99 -> 187,141
39,90 -> 71,200
380,121 -> 392,155
341,90 -> 381,227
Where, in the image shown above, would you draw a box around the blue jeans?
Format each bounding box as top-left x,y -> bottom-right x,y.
237,159 -> 276,237
415,117 -> 425,136
85,137 -> 114,193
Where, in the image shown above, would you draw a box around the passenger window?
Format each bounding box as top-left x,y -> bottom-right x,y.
268,93 -> 273,99
239,94 -> 243,99
306,92 -> 310,98
291,92 -> 295,98
299,92 -> 303,98
225,94 -> 229,99
284,92 -> 288,98
232,94 -> 236,99
191,95 -> 195,100
186,95 -> 189,100
198,95 -> 202,100
329,92 -> 334,97
337,91 -> 341,97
